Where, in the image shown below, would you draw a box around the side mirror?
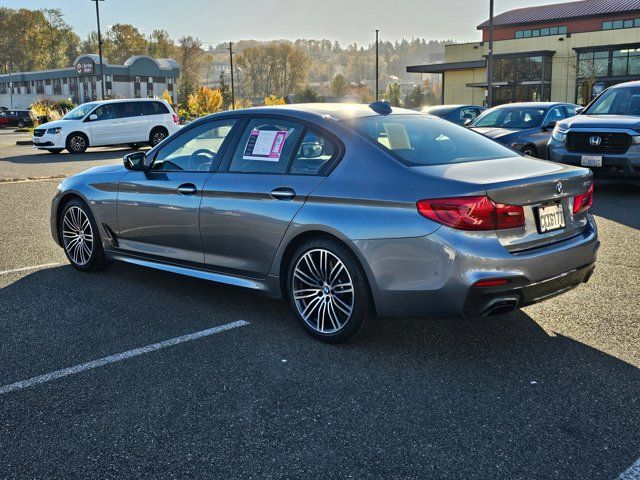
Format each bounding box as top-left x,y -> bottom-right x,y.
89,114 -> 98,121
123,151 -> 149,171
464,118 -> 473,127
576,107 -> 585,115
543,120 -> 557,131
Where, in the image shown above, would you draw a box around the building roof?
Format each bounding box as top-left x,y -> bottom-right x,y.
478,0 -> 640,28
407,60 -> 487,74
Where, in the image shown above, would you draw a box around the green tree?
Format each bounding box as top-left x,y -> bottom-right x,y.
176,36 -> 204,105
219,72 -> 232,110
331,73 -> 347,97
106,24 -> 148,63
147,29 -> 175,58
385,81 -> 402,107
404,85 -> 426,109
294,86 -> 321,103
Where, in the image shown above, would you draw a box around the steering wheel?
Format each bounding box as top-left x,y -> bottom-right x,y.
188,148 -> 216,171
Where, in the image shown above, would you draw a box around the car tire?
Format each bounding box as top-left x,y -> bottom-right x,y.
149,127 -> 168,147
522,144 -> 538,158
286,237 -> 375,343
66,133 -> 88,154
59,198 -> 108,272
46,149 -> 63,154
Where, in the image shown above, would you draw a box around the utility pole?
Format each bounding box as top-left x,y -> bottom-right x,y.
229,42 -> 235,109
487,0 -> 494,108
8,63 -> 13,110
92,0 -> 106,100
375,29 -> 379,101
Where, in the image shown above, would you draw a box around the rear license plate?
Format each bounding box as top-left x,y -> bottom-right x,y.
581,155 -> 602,167
537,204 -> 565,233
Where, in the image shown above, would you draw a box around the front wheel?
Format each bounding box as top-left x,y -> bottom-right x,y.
287,238 -> 374,343
66,133 -> 88,154
59,198 -> 108,272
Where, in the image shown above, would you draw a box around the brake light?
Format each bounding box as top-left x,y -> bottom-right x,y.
416,196 -> 525,231
172,113 -> 179,124
573,183 -> 594,214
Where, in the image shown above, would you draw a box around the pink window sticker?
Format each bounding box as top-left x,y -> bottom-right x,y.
269,131 -> 288,158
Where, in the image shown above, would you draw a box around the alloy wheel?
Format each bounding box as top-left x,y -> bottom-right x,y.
292,248 -> 355,334
69,135 -> 86,152
62,206 -> 93,266
152,131 -> 165,145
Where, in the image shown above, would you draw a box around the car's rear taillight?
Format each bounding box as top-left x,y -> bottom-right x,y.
416,196 -> 525,231
172,113 -> 179,124
573,183 -> 594,214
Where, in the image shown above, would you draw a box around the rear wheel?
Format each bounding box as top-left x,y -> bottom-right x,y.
66,133 -> 88,154
149,127 -> 168,147
287,238 -> 374,343
59,198 -> 108,272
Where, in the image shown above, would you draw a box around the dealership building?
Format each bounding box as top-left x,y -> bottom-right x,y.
408,0 -> 640,106
0,54 -> 179,110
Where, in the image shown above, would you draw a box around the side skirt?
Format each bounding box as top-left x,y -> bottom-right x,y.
107,251 -> 283,298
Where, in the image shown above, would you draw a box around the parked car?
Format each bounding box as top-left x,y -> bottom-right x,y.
50,102 -> 598,343
423,104 -> 485,126
32,98 -> 179,154
548,81 -> 640,179
0,110 -> 33,129
470,102 -> 580,159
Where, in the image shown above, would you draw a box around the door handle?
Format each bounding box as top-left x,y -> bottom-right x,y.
270,187 -> 296,201
177,183 -> 197,195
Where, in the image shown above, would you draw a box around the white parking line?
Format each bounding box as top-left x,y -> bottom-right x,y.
0,262 -> 61,276
0,320 -> 250,396
618,457 -> 640,480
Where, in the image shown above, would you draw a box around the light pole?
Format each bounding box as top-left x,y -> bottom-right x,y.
229,42 -> 235,109
92,0 -> 106,100
8,62 -> 13,110
487,0 -> 494,108
375,29 -> 380,101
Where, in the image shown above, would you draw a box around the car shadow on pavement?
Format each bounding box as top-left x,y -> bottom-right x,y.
0,263 -> 638,479
592,180 -> 640,230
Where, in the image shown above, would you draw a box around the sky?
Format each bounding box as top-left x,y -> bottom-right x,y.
9,0 -> 579,46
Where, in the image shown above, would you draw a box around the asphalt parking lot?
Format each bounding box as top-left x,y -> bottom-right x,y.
0,128 -> 638,479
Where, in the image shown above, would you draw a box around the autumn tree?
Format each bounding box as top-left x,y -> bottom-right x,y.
331,73 -> 348,97
161,90 -> 173,106
177,36 -> 205,105
147,29 -> 176,58
264,95 -> 286,105
106,24 -> 148,64
187,86 -> 222,116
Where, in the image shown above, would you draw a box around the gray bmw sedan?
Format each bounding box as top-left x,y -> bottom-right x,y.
51,102 -> 598,342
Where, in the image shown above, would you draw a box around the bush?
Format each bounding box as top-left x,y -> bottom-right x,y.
54,99 -> 75,112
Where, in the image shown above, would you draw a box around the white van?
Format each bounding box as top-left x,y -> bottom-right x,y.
33,98 -> 179,154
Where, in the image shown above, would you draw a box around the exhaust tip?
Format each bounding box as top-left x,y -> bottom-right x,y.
483,298 -> 519,316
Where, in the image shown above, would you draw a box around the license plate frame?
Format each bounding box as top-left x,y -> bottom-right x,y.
581,155 -> 603,167
537,203 -> 565,233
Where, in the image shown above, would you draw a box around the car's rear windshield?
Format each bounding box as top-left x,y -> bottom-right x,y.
345,114 -> 515,166
585,86 -> 640,115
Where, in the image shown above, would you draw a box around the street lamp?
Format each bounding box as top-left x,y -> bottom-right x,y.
91,0 -> 106,100
487,0 -> 494,108
375,29 -> 380,101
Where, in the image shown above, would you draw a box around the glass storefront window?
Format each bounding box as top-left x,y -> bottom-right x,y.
612,50 -> 628,76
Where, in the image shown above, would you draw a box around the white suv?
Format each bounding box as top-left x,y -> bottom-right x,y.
33,98 -> 179,154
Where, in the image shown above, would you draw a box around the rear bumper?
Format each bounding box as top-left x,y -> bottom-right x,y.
353,216 -> 599,318
548,141 -> 640,179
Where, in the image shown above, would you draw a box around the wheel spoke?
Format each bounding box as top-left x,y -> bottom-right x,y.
302,296 -> 322,321
303,254 -> 324,284
332,295 -> 353,316
293,288 -> 321,300
294,269 -> 321,287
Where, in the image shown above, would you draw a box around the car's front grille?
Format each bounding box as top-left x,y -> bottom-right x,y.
33,129 -> 45,137
566,131 -> 630,154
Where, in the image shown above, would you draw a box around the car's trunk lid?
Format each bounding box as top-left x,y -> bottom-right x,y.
411,156 -> 593,252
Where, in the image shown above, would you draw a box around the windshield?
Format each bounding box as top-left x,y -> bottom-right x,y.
345,114 -> 515,166
62,102 -> 99,120
472,107 -> 546,128
585,86 -> 640,115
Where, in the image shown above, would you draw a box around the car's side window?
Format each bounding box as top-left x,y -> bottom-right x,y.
564,105 -> 578,117
460,108 -> 479,121
290,130 -> 337,175
546,107 -> 566,126
92,104 -> 117,121
152,119 -> 236,172
142,101 -> 169,116
229,118 -> 304,174
117,102 -> 142,118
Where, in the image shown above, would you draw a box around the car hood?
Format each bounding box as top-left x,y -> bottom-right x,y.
76,163 -> 126,176
557,114 -> 640,130
471,127 -> 537,141
35,119 -> 69,130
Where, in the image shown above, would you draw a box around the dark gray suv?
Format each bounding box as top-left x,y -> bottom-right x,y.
548,81 -> 640,179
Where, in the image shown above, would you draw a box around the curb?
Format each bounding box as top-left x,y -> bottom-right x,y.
16,140 -> 33,146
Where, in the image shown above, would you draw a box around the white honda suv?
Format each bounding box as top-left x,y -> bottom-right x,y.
33,98 -> 179,154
